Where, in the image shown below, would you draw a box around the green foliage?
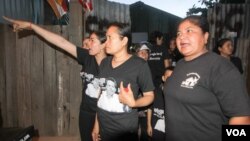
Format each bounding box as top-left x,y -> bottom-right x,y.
186,0 -> 246,17
186,0 -> 218,17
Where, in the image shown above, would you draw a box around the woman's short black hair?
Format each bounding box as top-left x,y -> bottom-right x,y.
179,15 -> 209,33
149,30 -> 163,44
164,66 -> 175,72
91,31 -> 106,44
107,22 -> 131,47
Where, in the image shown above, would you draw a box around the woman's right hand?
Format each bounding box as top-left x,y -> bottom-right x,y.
92,126 -> 100,141
92,115 -> 101,141
147,125 -> 153,137
3,16 -> 32,32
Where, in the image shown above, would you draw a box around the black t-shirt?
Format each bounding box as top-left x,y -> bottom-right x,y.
97,55 -> 155,136
148,45 -> 170,87
76,47 -> 100,113
169,48 -> 183,66
230,56 -> 243,74
151,87 -> 165,134
164,52 -> 250,141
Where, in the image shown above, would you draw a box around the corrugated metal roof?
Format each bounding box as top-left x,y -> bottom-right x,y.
0,0 -> 43,24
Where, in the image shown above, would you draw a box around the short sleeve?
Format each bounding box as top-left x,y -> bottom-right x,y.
212,68 -> 250,117
137,62 -> 155,92
76,47 -> 90,66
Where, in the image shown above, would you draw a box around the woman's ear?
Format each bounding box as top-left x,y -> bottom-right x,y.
122,37 -> 128,47
218,46 -> 222,52
101,43 -> 106,50
204,32 -> 209,44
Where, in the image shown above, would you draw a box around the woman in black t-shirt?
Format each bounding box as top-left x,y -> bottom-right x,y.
213,38 -> 243,74
3,16 -> 107,141
92,22 -> 154,141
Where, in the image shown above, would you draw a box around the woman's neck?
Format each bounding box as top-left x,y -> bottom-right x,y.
220,53 -> 230,59
95,51 -> 107,65
112,52 -> 131,68
113,54 -> 130,62
184,48 -> 208,61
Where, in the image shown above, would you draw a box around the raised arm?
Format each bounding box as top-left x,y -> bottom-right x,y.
3,16 -> 77,58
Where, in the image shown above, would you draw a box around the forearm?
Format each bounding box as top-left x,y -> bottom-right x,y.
133,92 -> 154,108
229,116 -> 250,125
147,109 -> 152,127
30,23 -> 77,57
164,59 -> 170,68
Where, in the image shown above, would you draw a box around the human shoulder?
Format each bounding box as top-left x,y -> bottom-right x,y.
131,55 -> 148,64
101,55 -> 112,63
230,56 -> 242,63
77,46 -> 90,56
206,52 -> 238,75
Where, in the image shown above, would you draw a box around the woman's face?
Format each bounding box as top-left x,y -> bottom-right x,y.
137,49 -> 149,61
176,20 -> 209,60
169,39 -> 176,51
106,80 -> 116,93
105,26 -> 126,55
219,40 -> 233,56
88,33 -> 103,56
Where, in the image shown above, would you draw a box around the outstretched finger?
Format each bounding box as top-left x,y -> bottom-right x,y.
2,16 -> 15,23
119,81 -> 124,92
126,83 -> 131,92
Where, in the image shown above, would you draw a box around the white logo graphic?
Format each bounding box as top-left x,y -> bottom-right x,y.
181,73 -> 200,89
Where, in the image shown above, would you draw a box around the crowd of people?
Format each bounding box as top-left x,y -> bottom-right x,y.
3,15 -> 250,141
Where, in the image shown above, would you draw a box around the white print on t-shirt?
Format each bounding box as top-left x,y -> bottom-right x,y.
97,78 -> 131,113
80,72 -> 100,98
181,72 -> 200,89
153,107 -> 165,133
150,52 -> 163,56
85,77 -> 101,98
149,52 -> 163,61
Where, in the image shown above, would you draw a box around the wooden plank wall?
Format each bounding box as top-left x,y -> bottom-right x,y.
0,24 -> 82,136
207,4 -> 250,91
0,0 -> 82,137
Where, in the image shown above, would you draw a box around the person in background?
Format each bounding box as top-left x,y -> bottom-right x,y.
147,66 -> 174,141
135,42 -> 152,141
213,38 -> 243,74
164,15 -> 250,141
92,22 -> 154,141
136,42 -> 151,61
168,37 -> 183,66
3,16 -> 107,141
148,31 -> 171,87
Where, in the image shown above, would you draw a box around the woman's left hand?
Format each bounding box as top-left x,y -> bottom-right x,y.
119,81 -> 136,107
